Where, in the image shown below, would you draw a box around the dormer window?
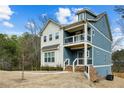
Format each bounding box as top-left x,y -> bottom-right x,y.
49,34 -> 52,41
44,36 -> 47,42
55,32 -> 59,39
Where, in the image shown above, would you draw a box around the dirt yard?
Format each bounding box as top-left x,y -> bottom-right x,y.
0,71 -> 124,88
114,72 -> 124,79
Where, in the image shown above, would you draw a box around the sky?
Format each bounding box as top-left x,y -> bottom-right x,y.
0,5 -> 124,51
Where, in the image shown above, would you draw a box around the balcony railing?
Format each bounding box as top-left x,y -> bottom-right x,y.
64,34 -> 91,45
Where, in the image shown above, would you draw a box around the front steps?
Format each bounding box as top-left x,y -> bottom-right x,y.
64,65 -> 85,72
65,65 -> 72,71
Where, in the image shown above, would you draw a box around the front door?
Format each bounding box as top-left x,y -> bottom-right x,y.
77,51 -> 84,65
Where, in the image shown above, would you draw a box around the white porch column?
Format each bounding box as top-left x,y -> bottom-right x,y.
84,23 -> 87,65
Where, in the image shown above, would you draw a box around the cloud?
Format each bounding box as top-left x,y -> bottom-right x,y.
0,6 -> 14,28
112,27 -> 122,36
2,21 -> 14,28
26,21 -> 35,29
55,8 -> 84,24
113,27 -> 121,33
55,8 -> 71,24
112,27 -> 124,52
0,5 -> 14,20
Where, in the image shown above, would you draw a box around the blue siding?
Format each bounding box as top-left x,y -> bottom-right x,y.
92,27 -> 111,52
93,47 -> 111,65
95,66 -> 112,77
91,16 -> 111,40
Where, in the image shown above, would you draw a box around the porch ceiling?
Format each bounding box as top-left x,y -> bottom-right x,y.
63,21 -> 85,32
65,44 -> 91,50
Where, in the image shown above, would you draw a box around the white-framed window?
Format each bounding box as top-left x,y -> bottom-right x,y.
44,52 -> 55,62
49,34 -> 52,41
55,32 -> 59,39
44,36 -> 47,42
44,53 -> 47,62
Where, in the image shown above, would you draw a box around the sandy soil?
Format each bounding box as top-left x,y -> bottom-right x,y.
0,71 -> 124,88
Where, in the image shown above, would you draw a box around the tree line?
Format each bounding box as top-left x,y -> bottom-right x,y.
0,32 -> 40,71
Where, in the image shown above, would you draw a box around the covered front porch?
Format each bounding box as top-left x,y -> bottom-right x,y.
63,44 -> 92,78
64,44 -> 92,65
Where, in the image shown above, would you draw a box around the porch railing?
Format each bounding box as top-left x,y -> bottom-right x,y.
73,58 -> 84,72
63,58 -> 70,70
72,58 -> 92,72
64,34 -> 91,45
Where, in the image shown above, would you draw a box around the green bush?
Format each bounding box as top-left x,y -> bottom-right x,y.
40,66 -> 63,71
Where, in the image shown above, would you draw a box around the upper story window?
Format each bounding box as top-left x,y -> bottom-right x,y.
55,32 -> 59,39
49,34 -> 52,41
44,36 -> 47,42
78,13 -> 84,21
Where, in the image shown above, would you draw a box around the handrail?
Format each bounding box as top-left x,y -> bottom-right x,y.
73,58 -> 85,72
63,58 -> 70,70
73,58 -> 78,72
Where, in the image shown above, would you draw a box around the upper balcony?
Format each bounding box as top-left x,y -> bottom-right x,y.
64,34 -> 91,46
63,20 -> 92,47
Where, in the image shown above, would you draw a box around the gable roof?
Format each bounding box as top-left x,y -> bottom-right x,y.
40,19 -> 61,36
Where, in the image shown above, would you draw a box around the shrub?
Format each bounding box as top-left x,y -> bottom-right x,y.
40,66 -> 63,71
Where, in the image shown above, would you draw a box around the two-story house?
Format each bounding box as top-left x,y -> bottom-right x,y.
40,9 -> 113,79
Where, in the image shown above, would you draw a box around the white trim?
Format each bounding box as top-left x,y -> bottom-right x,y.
94,64 -> 113,68
88,22 -> 112,43
84,23 -> 88,66
87,42 -> 111,54
92,46 -> 94,65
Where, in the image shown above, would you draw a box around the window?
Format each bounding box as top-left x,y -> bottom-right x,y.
87,27 -> 91,35
48,52 -> 50,62
44,52 -> 55,62
44,53 -> 47,62
51,52 -> 55,62
55,32 -> 59,39
49,34 -> 52,41
44,36 -> 47,42
87,50 -> 90,58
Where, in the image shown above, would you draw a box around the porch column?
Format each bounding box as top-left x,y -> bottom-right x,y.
84,43 -> 87,65
84,23 -> 87,65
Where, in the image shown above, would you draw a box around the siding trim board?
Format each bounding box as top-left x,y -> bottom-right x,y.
94,64 -> 113,68
87,42 -> 111,54
88,22 -> 112,43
